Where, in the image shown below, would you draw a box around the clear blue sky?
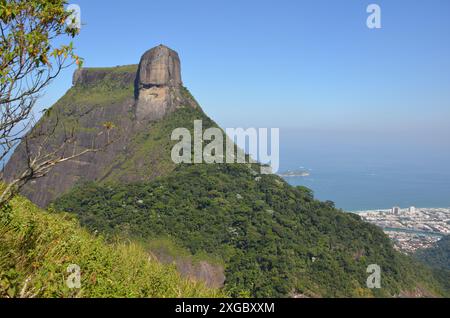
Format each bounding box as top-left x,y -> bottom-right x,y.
41,0 -> 450,144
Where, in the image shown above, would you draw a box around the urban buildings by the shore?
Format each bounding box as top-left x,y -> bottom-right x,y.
354,207 -> 450,254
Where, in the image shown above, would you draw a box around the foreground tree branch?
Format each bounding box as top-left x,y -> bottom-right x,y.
0,0 -> 86,206
0,122 -> 117,206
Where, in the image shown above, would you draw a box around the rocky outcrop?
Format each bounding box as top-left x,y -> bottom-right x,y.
73,66 -> 137,86
137,45 -> 182,87
135,45 -> 196,121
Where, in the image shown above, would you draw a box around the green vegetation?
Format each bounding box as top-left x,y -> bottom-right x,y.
100,106 -> 215,183
415,235 -> 450,270
0,0 -> 83,205
414,236 -> 450,294
63,70 -> 135,111
0,194 -> 223,298
82,64 -> 138,74
36,75 -> 212,185
54,163 -> 446,297
32,65 -> 137,142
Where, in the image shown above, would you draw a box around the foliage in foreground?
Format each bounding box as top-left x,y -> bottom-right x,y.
0,195 -> 223,298
0,0 -> 83,205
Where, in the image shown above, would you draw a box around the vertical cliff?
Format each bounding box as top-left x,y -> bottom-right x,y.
136,45 -> 198,121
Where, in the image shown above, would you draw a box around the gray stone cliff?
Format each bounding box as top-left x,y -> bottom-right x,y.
136,45 -> 196,121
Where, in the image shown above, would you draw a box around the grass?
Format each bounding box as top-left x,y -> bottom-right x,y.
62,78 -> 134,110
140,237 -> 226,268
0,195 -> 225,298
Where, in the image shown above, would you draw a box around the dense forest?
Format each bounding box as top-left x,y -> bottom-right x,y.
415,235 -> 450,270
414,236 -> 450,295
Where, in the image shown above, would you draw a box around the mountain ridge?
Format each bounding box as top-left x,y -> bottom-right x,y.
3,46 -> 201,207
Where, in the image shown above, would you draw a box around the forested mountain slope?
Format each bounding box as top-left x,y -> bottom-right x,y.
54,158 -> 445,297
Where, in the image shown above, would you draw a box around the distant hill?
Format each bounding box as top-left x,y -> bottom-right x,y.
3,45 -> 448,297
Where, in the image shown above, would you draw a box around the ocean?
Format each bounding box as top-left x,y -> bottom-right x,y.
279,130 -> 450,212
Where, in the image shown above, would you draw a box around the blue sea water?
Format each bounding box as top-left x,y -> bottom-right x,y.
279,130 -> 450,212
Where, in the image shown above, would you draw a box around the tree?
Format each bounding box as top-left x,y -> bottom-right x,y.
1,0 -> 81,158
0,1 -> 112,206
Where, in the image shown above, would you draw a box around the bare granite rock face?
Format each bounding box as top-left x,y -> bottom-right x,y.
137,45 -> 182,87
135,45 -> 196,121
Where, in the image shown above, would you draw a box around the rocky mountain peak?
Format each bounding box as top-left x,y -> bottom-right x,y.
3,45 -> 199,207
135,45 -> 196,121
137,44 -> 182,88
